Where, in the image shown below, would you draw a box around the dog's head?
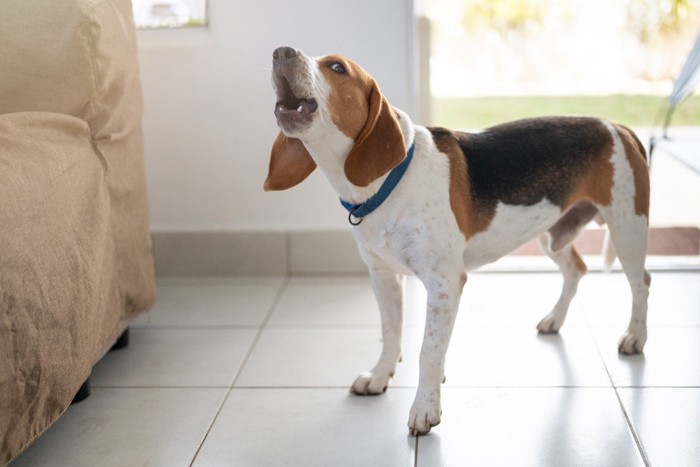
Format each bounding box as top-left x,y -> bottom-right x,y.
264,47 -> 405,191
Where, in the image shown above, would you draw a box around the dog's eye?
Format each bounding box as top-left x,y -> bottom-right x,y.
330,62 -> 346,74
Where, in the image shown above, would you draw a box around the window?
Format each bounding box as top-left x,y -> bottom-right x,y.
132,0 -> 207,28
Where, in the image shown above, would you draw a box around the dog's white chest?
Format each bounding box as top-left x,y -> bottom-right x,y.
355,226 -> 416,275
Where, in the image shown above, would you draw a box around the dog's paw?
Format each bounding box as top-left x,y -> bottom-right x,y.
536,313 -> 564,334
618,330 -> 646,354
350,371 -> 392,395
408,401 -> 441,436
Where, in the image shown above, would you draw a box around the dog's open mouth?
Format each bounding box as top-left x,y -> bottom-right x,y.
274,75 -> 318,123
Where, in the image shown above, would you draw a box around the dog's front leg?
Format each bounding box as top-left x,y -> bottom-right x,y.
351,268 -> 404,395
408,270 -> 467,436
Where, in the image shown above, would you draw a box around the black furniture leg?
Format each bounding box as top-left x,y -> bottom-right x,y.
71,377 -> 91,404
71,328 -> 129,405
110,328 -> 129,351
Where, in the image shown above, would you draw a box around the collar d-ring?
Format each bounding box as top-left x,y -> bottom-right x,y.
348,206 -> 363,226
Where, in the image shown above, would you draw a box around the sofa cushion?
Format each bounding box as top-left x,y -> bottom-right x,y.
0,0 -> 141,132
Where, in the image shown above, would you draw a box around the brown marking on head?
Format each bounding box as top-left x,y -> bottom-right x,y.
614,124 -> 650,219
318,55 -> 405,187
264,132 -> 317,191
429,128 -> 495,240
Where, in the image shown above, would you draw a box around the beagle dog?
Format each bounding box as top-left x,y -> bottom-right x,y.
265,47 -> 651,436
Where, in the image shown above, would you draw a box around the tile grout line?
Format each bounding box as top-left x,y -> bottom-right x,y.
227,384 -> 615,389
612,387 -> 651,467
583,310 -> 651,467
414,434 -> 419,467
89,383 -> 700,390
188,276 -> 292,467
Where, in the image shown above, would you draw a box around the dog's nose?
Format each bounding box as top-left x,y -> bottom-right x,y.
273,46 -> 299,64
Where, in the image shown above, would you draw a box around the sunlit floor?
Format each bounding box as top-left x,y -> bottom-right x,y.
12,271 -> 700,466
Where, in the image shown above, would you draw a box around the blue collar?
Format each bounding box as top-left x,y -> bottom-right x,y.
339,139 -> 415,225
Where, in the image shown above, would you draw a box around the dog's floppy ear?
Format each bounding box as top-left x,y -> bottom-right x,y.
264,132 -> 317,191
344,82 -> 405,187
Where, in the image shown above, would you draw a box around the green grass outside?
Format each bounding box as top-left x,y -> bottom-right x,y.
433,94 -> 700,130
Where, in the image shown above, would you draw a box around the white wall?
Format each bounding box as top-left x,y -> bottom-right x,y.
138,0 -> 416,232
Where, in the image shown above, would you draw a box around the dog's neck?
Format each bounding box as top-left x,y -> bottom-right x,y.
299,108 -> 416,206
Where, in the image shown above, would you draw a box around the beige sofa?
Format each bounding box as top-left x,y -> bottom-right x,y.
0,0 -> 156,463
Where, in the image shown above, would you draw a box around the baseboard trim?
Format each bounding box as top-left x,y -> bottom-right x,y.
152,230 -> 366,276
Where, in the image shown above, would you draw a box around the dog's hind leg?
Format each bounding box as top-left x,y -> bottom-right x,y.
597,122 -> 651,354
599,210 -> 651,354
536,202 -> 597,333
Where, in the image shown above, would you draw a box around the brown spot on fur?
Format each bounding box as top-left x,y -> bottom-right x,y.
571,246 -> 587,274
430,129 -> 495,240
563,137 -> 615,209
318,55 -> 405,187
460,273 -> 468,288
614,124 -> 650,218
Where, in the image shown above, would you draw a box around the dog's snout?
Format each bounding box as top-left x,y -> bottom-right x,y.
273,46 -> 299,64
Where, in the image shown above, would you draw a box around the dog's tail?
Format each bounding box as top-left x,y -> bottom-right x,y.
601,227 -> 617,272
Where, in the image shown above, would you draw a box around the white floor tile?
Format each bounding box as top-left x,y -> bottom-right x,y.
593,326 -> 700,387
266,273 -> 591,330
404,273 -> 590,329
569,272 -> 635,327
618,388 -> 700,467
145,277 -> 284,327
91,328 -> 257,387
130,309 -> 150,327
192,388 -> 416,467
418,388 -> 644,467
235,325 -> 610,390
453,273 -> 588,327
269,276 -> 429,327
579,272 -> 700,327
398,326 -> 611,388
12,387 -> 227,467
234,327 -> 418,388
267,277 -> 380,327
